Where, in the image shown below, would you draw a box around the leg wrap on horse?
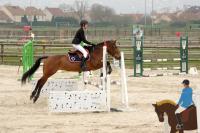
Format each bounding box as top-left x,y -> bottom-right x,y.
176,113 -> 184,130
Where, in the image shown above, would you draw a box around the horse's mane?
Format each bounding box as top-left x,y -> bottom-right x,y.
156,100 -> 176,106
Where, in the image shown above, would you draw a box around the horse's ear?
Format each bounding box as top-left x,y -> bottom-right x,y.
152,104 -> 156,107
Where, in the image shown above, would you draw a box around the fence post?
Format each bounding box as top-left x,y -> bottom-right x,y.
180,36 -> 188,73
1,44 -> 3,63
133,36 -> 143,77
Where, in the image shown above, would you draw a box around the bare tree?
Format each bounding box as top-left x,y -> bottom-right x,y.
90,4 -> 116,23
71,0 -> 88,21
59,3 -> 73,12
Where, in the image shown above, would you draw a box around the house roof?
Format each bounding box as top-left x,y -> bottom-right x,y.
0,11 -> 12,21
46,7 -> 65,17
5,6 -> 25,16
25,7 -> 46,16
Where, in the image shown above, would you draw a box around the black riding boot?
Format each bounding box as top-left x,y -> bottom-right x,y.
176,113 -> 183,130
81,57 -> 87,71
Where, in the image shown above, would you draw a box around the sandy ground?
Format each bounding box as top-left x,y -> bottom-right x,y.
0,65 -> 200,133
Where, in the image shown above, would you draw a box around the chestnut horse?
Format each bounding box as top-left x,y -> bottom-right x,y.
152,100 -> 197,133
22,40 -> 121,103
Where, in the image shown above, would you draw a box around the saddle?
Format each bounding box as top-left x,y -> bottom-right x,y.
181,105 -> 196,122
68,48 -> 90,62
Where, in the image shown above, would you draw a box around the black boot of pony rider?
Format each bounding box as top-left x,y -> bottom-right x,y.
81,57 -> 87,71
176,113 -> 184,130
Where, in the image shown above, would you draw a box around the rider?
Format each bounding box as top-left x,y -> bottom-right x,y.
72,20 -> 95,71
175,79 -> 194,130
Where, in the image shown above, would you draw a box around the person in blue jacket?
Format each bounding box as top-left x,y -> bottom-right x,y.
175,79 -> 194,130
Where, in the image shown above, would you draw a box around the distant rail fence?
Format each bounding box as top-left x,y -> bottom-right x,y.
0,27 -> 200,40
0,37 -> 200,69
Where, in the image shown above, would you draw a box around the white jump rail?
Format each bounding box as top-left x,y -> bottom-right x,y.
48,46 -> 111,113
32,79 -> 79,96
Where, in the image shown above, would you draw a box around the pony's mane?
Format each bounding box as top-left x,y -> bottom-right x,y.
156,100 -> 176,106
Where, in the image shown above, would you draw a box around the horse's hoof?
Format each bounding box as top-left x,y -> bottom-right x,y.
33,99 -> 36,103
30,95 -> 34,100
33,97 -> 38,103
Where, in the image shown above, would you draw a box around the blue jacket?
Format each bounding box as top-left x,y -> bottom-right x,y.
178,87 -> 194,108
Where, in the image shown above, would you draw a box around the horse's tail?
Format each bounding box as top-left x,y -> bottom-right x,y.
21,56 -> 48,84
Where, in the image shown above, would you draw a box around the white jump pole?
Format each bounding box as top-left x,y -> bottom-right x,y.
120,52 -> 129,108
103,46 -> 110,112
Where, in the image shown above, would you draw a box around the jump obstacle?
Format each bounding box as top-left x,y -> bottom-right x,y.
133,36 -> 189,77
24,40 -> 129,112
22,40 -> 34,79
46,46 -> 129,113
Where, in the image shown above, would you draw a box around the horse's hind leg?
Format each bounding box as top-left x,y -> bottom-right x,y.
30,75 -> 48,102
30,80 -> 40,100
32,75 -> 48,103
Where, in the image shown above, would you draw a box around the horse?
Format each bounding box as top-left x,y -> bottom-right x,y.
152,100 -> 197,133
21,40 -> 121,103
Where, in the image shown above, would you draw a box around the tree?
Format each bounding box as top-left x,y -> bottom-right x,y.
71,0 -> 88,21
138,16 -> 152,25
111,15 -> 134,26
90,4 -> 116,23
34,16 -> 37,22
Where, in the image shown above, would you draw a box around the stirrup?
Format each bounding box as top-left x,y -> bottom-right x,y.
176,124 -> 183,130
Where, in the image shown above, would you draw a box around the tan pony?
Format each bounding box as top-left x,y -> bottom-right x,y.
153,100 -> 197,133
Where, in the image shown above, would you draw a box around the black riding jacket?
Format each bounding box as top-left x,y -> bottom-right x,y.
72,28 -> 92,45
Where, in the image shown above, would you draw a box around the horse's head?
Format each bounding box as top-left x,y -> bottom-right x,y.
152,100 -> 177,122
104,40 -> 121,60
152,103 -> 165,122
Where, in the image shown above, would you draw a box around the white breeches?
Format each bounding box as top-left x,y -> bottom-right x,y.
175,106 -> 185,114
72,44 -> 88,58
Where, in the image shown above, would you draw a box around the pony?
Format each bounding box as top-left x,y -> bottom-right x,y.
152,100 -> 197,133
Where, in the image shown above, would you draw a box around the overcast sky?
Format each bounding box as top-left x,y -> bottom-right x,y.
1,0 -> 200,13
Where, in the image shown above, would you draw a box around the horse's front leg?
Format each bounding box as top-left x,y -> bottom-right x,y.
179,130 -> 184,133
100,61 -> 112,77
170,128 -> 177,133
107,61 -> 112,75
